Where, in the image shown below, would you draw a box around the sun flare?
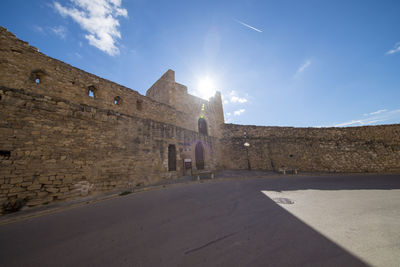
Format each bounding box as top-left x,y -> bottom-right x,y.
197,76 -> 216,100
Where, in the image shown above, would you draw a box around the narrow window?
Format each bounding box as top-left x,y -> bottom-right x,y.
168,144 -> 176,171
88,86 -> 96,98
137,99 -> 143,111
114,96 -> 121,105
0,150 -> 11,160
30,69 -> 45,84
198,118 -> 208,135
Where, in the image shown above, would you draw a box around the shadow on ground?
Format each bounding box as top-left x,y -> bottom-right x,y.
0,172 -> 385,266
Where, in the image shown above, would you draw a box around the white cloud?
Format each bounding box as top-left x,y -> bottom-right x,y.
54,0 -> 128,56
226,112 -> 231,116
51,25 -> 67,39
235,19 -> 262,33
33,25 -> 45,34
296,60 -> 311,75
386,43 -> 400,55
363,109 -> 387,116
334,108 -> 400,127
231,95 -> 248,103
234,109 -> 245,116
224,90 -> 248,104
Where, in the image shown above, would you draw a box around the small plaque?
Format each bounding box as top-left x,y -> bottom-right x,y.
184,159 -> 192,169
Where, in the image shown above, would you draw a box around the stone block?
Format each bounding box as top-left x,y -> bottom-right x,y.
21,181 -> 33,187
26,198 -> 45,207
59,187 -> 69,193
1,184 -> 13,189
38,177 -> 52,185
37,191 -> 48,197
27,183 -> 41,190
9,187 -> 25,193
45,187 -> 59,193
10,177 -> 23,184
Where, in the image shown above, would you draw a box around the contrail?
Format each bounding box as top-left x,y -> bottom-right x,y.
235,19 -> 262,33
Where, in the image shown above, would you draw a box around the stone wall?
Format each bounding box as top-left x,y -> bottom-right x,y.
0,26 -> 220,212
0,86 -> 218,209
0,27 -> 220,134
146,69 -> 225,137
221,124 -> 400,173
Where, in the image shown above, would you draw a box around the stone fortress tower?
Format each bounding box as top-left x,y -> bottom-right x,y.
1,26 -> 399,211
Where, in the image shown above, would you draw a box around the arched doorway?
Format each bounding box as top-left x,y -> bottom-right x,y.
195,142 -> 205,170
198,118 -> 208,135
168,144 -> 176,171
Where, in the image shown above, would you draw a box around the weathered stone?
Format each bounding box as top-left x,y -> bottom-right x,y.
9,187 -> 25,193
45,187 -> 59,193
21,181 -> 33,187
1,184 -> 13,190
53,180 -> 62,185
59,187 -> 69,193
9,177 -> 23,184
38,177 -> 52,185
26,198 -> 50,207
37,191 -> 48,198
27,183 -> 41,190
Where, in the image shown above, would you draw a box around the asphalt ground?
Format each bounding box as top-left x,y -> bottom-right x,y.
0,172 -> 399,267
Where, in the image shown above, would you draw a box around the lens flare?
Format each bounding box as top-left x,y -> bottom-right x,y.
197,76 -> 216,100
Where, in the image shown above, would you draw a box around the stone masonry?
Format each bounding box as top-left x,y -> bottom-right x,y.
0,26 -> 399,212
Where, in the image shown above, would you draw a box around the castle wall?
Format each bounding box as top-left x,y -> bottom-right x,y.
0,27 -> 220,211
0,27 -> 187,130
145,69 -> 224,138
0,86 -> 218,209
174,92 -> 224,138
221,124 -> 400,173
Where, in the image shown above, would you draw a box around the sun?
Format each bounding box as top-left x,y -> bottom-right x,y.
197,76 -> 216,100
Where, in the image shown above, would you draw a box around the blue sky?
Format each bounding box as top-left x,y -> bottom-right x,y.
1,0 -> 400,127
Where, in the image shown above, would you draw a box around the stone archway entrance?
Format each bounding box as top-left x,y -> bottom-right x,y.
195,142 -> 205,170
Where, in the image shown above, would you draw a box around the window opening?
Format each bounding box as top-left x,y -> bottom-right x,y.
114,96 -> 121,105
195,142 -> 205,170
0,150 -> 11,159
88,86 -> 96,98
168,144 -> 176,171
30,69 -> 45,84
198,118 -> 208,135
137,99 -> 143,111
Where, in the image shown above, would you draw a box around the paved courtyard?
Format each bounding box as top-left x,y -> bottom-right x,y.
0,172 -> 399,266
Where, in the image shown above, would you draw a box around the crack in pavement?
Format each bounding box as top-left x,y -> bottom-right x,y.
184,232 -> 238,255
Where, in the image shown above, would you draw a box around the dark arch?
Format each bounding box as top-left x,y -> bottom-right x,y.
198,118 -> 208,135
195,142 -> 205,170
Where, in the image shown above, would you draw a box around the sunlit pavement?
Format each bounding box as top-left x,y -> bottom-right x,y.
262,189 -> 400,267
0,173 -> 399,266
